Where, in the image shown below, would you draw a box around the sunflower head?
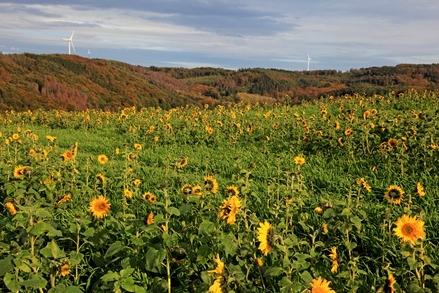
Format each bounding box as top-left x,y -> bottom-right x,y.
134,143 -> 142,151
176,156 -> 188,169
310,276 -> 336,293
393,214 -> 426,245
204,176 -> 219,194
133,179 -> 141,186
344,128 -> 353,136
294,156 -> 305,166
225,186 -> 239,197
96,173 -> 106,184
124,189 -> 133,199
257,221 -> 275,256
416,182 -> 426,197
191,185 -> 203,197
385,185 -> 404,205
145,212 -> 154,225
88,196 -> 111,219
4,202 -> 17,215
59,262 -> 70,277
384,273 -> 396,293
98,154 -> 108,165
60,150 -> 74,161
181,184 -> 193,196
219,196 -> 241,225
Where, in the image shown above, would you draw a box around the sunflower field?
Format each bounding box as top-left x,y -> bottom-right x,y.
1,89 -> 439,293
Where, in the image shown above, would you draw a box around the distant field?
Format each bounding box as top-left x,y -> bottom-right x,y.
1,90 -> 439,292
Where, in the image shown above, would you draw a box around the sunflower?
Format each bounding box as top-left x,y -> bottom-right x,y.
181,184 -> 193,196
393,214 -> 426,245
204,176 -> 219,194
96,173 -> 106,184
149,194 -> 157,203
384,273 -> 396,293
12,133 -> 19,140
294,156 -> 305,166
176,156 -> 188,169
329,247 -> 339,273
363,110 -> 371,120
219,195 -> 242,225
46,135 -> 57,142
388,138 -> 398,148
13,166 -> 27,178
133,179 -> 141,186
60,150 -> 74,161
385,185 -> 404,205
4,202 -> 17,215
208,255 -> 227,293
309,276 -> 336,293
143,192 -> 153,201
98,154 -> 108,165
314,206 -> 324,215
225,186 -> 239,197
416,182 -> 426,197
59,262 -> 70,277
257,221 -> 275,256
146,212 -> 154,225
322,223 -> 329,235
192,185 -> 203,197
256,258 -> 263,267
55,194 -> 71,206
88,196 -> 111,219
344,128 -> 353,136
124,189 -> 133,199
134,143 -> 142,151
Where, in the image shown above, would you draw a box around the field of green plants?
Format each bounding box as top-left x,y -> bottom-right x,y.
1,89 -> 439,293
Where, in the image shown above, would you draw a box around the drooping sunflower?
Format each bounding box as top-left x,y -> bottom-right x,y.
309,276 -> 336,293
176,156 -> 188,169
384,273 -> 396,293
363,110 -> 371,120
97,154 -> 108,165
393,214 -> 426,245
329,247 -> 339,274
322,223 -> 329,235
225,186 -> 239,197
334,121 -> 341,130
294,156 -> 305,166
204,176 -> 219,194
337,137 -> 344,147
257,221 -> 275,256
385,185 -> 404,205
46,135 -> 57,142
416,182 -> 426,197
96,173 -> 106,184
88,196 -> 111,219
208,255 -> 227,293
219,195 -> 242,225
55,194 -> 71,206
145,212 -> 154,225
4,202 -> 17,216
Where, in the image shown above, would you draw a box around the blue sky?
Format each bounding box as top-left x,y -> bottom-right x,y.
1,0 -> 438,71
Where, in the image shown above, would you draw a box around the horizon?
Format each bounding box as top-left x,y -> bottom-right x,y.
1,1 -> 438,71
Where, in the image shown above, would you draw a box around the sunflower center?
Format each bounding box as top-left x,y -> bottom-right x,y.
389,190 -> 401,199
403,224 -> 414,235
96,203 -> 107,211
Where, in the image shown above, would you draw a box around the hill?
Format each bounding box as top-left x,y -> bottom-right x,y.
1,52 -> 439,111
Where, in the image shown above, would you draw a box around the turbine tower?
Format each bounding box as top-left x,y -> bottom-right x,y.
307,53 -> 311,71
63,31 -> 75,55
88,49 -> 91,58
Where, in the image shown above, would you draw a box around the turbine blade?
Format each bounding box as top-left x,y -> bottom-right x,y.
70,30 -> 75,40
71,41 -> 76,53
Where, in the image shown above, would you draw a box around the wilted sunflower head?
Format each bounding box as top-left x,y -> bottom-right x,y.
385,185 -> 404,205
225,186 -> 239,197
176,156 -> 188,169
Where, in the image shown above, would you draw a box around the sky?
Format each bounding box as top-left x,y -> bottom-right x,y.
0,0 -> 438,71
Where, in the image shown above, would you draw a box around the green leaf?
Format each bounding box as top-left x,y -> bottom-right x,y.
4,272 -> 21,292
178,204 -> 192,215
219,233 -> 238,257
35,208 -> 52,218
120,268 -> 135,278
167,207 -> 180,216
104,241 -> 123,259
0,256 -> 14,277
145,247 -> 166,274
350,216 -> 362,231
345,241 -> 357,251
300,270 -> 313,284
323,208 -> 336,218
20,277 -> 48,288
30,221 -> 50,236
198,219 -> 215,235
264,267 -> 284,277
101,271 -> 120,282
82,228 -> 95,237
65,286 -> 83,293
40,240 -> 65,259
49,284 -> 82,293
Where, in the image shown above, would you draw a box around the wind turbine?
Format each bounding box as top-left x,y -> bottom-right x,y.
87,49 -> 91,58
63,30 -> 75,55
307,53 -> 311,71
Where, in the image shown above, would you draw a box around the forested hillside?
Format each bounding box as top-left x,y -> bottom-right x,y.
1,52 -> 438,111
